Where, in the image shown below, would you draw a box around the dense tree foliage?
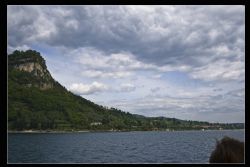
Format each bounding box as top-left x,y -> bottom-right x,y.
8,50 -> 244,131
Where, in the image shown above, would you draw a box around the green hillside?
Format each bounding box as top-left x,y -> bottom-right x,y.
8,50 -> 244,131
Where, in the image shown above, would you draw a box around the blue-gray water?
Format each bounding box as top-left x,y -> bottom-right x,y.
8,130 -> 244,163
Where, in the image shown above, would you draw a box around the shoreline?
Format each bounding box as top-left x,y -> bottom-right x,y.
8,129 -> 245,134
8,130 -> 90,133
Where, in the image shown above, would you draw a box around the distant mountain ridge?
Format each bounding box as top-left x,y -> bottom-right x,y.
8,50 -> 244,131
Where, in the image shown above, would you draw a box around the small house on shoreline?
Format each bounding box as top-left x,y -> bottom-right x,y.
90,122 -> 102,126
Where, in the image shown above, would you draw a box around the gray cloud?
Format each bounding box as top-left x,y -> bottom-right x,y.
108,88 -> 245,123
8,5 -> 245,82
7,5 -> 245,123
120,83 -> 136,92
150,87 -> 161,93
213,88 -> 223,92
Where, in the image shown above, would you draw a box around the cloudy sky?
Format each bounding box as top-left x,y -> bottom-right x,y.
7,5 -> 245,123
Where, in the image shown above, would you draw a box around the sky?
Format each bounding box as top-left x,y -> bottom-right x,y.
7,5 -> 245,123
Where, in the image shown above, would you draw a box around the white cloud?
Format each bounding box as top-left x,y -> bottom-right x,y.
152,74 -> 162,79
81,70 -> 132,79
68,81 -> 137,95
190,59 -> 244,81
69,81 -> 108,95
66,45 -> 245,83
75,49 -> 150,71
105,88 -> 245,123
120,83 -> 136,92
67,47 -> 197,82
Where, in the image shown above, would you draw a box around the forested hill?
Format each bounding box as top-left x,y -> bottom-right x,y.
8,50 -> 244,131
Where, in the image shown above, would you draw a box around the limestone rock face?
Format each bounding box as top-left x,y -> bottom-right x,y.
10,51 -> 54,90
15,62 -> 43,74
14,62 -> 52,78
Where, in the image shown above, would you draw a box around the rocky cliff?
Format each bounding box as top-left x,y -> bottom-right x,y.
8,50 -> 54,90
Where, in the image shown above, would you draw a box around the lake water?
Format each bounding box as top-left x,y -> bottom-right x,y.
8,130 -> 244,163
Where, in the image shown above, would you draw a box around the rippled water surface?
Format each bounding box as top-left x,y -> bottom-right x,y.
8,130 -> 244,163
